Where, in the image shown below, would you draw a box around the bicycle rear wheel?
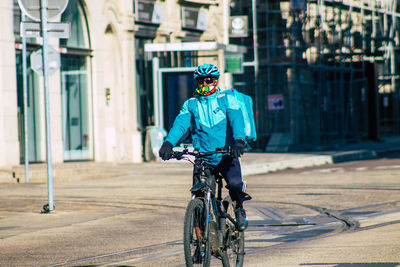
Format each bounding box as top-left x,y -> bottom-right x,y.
183,198 -> 211,267
221,196 -> 245,267
221,229 -> 244,267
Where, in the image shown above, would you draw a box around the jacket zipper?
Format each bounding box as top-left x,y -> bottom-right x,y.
207,98 -> 214,128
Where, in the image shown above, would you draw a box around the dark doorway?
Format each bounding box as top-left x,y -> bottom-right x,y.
161,71 -> 197,131
365,61 -> 379,140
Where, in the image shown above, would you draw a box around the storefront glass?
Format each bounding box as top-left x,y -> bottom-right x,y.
60,0 -> 92,160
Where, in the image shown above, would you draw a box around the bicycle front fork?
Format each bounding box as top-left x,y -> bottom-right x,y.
203,190 -> 211,240
193,190 -> 211,242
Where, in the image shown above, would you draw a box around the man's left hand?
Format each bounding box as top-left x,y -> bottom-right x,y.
232,139 -> 246,158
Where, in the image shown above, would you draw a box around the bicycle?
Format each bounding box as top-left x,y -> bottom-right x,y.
171,146 -> 245,267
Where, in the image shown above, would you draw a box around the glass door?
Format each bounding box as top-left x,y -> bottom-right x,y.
159,68 -> 197,144
15,51 -> 41,163
61,70 -> 91,160
161,71 -> 197,131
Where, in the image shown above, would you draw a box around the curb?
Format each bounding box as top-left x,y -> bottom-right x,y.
242,149 -> 379,176
331,150 -> 377,163
242,155 -> 333,176
1,146 -> 399,183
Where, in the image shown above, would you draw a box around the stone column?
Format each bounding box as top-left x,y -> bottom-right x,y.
119,1 -> 142,163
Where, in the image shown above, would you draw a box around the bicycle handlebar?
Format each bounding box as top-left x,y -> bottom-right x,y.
171,146 -> 232,160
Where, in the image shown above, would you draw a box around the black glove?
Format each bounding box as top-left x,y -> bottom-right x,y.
231,139 -> 246,158
159,141 -> 173,160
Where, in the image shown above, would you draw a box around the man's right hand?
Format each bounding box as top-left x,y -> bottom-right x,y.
158,141 -> 173,160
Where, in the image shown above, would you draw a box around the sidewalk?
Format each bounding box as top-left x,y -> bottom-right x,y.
242,136 -> 400,176
1,136 -> 400,183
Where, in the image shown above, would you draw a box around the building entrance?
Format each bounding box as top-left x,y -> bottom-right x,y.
143,42 -> 245,159
61,70 -> 91,160
155,68 -> 197,132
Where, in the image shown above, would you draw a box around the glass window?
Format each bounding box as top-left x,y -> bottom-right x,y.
60,0 -> 90,48
15,50 -> 41,162
14,0 -> 42,163
61,58 -> 89,160
60,0 -> 92,161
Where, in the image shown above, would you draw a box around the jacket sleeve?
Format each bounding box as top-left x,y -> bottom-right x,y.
225,94 -> 246,141
165,100 -> 192,146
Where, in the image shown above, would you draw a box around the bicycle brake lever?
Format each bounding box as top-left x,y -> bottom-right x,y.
172,151 -> 184,160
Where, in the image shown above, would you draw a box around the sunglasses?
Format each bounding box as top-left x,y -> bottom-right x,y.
196,77 -> 215,84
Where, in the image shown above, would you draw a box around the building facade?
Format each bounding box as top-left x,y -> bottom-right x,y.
0,0 -> 234,168
1,0 -> 400,169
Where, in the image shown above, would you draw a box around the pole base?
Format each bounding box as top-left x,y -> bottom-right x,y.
41,203 -> 55,213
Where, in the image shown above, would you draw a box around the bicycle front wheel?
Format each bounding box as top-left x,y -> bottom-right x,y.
183,198 -> 211,267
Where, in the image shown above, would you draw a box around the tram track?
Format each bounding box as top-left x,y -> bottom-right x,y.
43,202 -> 356,267
2,198 -> 397,266
45,240 -> 183,267
60,202 -> 400,266
3,198 -> 396,266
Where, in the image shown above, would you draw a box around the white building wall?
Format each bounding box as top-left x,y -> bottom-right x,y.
88,0 -> 141,163
120,0 -> 142,163
0,0 -> 19,167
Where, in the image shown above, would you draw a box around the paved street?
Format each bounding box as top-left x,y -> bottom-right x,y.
243,153 -> 400,266
0,152 -> 400,266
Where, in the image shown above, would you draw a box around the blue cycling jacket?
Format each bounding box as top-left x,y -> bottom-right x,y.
165,87 -> 246,166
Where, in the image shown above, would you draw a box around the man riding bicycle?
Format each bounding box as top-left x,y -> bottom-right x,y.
159,63 -> 253,231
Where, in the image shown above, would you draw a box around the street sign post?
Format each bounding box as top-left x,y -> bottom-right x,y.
40,0 -> 54,213
30,45 -> 60,76
21,22 -> 70,38
18,0 -> 70,213
18,0 -> 68,21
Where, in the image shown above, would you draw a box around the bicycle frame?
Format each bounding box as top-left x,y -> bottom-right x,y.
190,158 -> 236,255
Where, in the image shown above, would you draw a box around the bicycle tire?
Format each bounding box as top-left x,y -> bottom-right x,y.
183,198 -> 211,267
221,229 -> 244,267
220,196 -> 245,267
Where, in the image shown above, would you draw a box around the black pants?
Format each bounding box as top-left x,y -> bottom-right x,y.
193,157 -> 252,203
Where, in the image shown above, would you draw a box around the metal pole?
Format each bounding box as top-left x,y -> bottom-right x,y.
22,13 -> 30,183
251,0 -> 260,148
222,0 -> 229,45
152,57 -> 160,127
40,0 -> 54,212
252,0 -> 259,77
391,0 -> 399,133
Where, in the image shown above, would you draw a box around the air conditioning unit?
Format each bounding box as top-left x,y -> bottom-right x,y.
135,0 -> 163,25
181,7 -> 207,31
